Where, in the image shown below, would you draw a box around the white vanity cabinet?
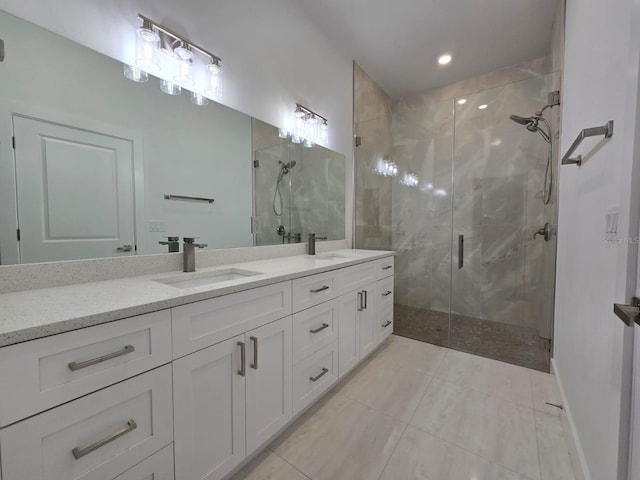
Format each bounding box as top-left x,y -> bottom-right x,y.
0,252 -> 394,480
172,289 -> 293,480
338,257 -> 394,377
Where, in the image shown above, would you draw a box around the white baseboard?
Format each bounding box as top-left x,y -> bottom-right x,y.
551,358 -> 591,480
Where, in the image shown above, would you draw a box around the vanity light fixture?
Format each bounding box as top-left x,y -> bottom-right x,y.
124,14 -> 223,105
280,104 -> 329,147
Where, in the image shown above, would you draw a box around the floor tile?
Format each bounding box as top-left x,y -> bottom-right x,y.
368,334 -> 446,375
271,392 -> 405,480
435,349 -> 534,408
535,411 -> 575,480
410,377 -> 540,480
531,370 -> 563,417
379,425 -> 530,480
230,449 -> 309,480
334,355 -> 433,422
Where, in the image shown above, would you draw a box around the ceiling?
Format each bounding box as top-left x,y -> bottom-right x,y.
288,0 -> 559,98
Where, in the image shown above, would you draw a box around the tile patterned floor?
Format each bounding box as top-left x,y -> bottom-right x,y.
231,335 -> 575,480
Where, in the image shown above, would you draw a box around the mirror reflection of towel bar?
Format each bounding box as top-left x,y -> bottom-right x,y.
164,194 -> 214,204
561,120 -> 614,166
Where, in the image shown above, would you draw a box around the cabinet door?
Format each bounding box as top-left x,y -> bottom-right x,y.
338,292 -> 359,378
245,317 -> 292,455
359,285 -> 376,358
173,336 -> 246,480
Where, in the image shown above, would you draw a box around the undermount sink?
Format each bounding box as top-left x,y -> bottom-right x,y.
306,252 -> 355,261
154,268 -> 263,289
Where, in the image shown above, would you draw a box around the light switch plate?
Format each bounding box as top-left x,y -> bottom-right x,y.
149,220 -> 166,232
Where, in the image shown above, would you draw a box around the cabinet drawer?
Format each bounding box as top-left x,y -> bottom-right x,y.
0,310 -> 172,427
339,262 -> 378,294
376,257 -> 394,280
172,281 -> 291,358
292,271 -> 339,312
376,300 -> 394,344
0,366 -> 173,480
292,298 -> 339,363
292,341 -> 338,415
377,277 -> 394,308
115,444 -> 174,480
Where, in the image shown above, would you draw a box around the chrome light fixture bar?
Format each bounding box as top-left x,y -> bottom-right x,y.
124,14 -> 223,105
280,103 -> 329,147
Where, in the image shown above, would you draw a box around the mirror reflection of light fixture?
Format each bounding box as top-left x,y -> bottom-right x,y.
280,104 -> 329,148
124,14 -> 223,105
374,157 -> 398,177
401,172 -> 419,187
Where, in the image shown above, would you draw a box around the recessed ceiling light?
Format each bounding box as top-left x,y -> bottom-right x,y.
457,98 -> 467,105
478,104 -> 488,110
438,54 -> 452,65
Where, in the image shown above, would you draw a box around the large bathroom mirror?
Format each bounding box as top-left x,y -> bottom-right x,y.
0,9 -> 346,265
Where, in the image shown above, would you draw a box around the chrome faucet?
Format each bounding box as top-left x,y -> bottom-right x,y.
307,233 -> 327,255
183,237 -> 208,272
159,236 -> 180,253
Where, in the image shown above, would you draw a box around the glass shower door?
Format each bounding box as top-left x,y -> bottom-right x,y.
449,76 -> 554,371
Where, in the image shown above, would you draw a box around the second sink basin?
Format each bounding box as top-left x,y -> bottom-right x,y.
154,268 -> 263,289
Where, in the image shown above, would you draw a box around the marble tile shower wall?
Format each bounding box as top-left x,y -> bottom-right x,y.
391,60 -> 561,337
354,63 -> 394,250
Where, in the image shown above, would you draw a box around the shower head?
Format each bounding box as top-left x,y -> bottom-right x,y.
509,115 -> 535,126
278,160 -> 297,174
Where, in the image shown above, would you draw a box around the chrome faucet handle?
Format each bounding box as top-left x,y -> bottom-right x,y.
194,243 -> 208,248
183,237 -> 199,243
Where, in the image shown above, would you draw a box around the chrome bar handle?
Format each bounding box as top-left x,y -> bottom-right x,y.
357,292 -> 363,312
164,194 -> 215,204
68,345 -> 135,371
382,290 -> 393,297
310,323 -> 330,334
72,419 -> 137,460
309,368 -> 329,382
363,290 -> 368,309
250,336 -> 258,370
310,285 -> 330,293
458,235 -> 464,269
382,265 -> 393,270
382,320 -> 392,328
237,341 -> 246,376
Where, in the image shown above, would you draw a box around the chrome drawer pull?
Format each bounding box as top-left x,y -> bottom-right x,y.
382,321 -> 392,328
68,345 -> 135,371
310,323 -> 330,334
357,292 -> 364,312
382,265 -> 392,270
237,341 -> 246,377
310,285 -> 330,293
250,336 -> 258,370
382,290 -> 393,297
363,290 -> 368,309
310,368 -> 329,382
72,419 -> 137,460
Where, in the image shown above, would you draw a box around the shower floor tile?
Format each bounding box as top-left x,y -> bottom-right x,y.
393,304 -> 549,371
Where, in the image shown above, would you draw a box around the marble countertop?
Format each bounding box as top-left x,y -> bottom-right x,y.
0,249 -> 393,347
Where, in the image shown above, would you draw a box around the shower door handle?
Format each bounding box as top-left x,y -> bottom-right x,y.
458,235 -> 464,269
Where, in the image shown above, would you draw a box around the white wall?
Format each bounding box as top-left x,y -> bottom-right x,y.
554,0 -> 640,478
0,0 -> 355,246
